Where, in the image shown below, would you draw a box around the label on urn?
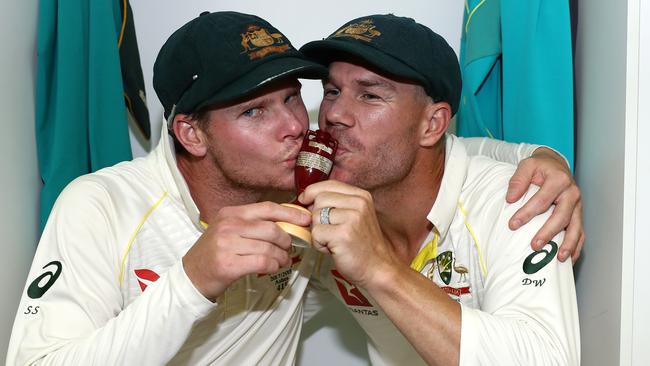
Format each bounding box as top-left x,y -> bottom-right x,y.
308,141 -> 334,154
297,151 -> 333,174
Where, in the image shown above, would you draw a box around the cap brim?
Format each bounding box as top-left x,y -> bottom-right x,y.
300,39 -> 427,87
196,57 -> 328,110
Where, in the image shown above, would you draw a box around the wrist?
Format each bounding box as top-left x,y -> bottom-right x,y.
182,255 -> 224,302
362,259 -> 404,296
532,147 -> 570,171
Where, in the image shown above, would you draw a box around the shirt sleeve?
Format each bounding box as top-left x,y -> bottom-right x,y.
6,178 -> 215,365
460,136 -> 540,163
458,186 -> 580,365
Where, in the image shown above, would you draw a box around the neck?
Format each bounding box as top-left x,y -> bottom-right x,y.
176,154 -> 265,223
372,142 -> 446,264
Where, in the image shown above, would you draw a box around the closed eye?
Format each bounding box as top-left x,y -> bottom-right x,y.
361,93 -> 381,100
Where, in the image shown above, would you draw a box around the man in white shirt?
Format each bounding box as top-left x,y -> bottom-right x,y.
7,11 -> 580,365
300,14 -> 580,365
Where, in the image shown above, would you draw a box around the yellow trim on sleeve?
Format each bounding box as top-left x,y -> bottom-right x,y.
119,191 -> 168,286
410,233 -> 439,273
484,127 -> 495,139
457,202 -> 488,276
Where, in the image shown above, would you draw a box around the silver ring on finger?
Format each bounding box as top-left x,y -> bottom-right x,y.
320,206 -> 333,225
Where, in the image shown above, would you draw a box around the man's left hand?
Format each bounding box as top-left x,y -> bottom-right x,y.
506,147 -> 584,263
298,180 -> 398,287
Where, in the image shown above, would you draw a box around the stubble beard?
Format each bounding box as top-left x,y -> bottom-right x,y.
207,144 -> 295,194
335,136 -> 417,193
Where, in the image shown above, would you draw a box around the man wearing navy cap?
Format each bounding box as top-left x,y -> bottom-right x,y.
7,11 -> 580,365
300,14 -> 580,365
7,11 -> 329,365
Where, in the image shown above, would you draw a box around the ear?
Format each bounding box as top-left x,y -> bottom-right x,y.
418,101 -> 451,147
172,113 -> 208,157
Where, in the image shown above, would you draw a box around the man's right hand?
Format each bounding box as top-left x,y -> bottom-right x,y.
182,202 -> 312,301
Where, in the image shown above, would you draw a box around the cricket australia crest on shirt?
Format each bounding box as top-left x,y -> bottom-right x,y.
240,25 -> 290,59
332,19 -> 381,42
426,251 -> 472,303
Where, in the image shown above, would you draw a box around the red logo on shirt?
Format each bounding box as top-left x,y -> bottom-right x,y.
331,270 -> 372,307
440,286 -> 471,297
134,269 -> 160,292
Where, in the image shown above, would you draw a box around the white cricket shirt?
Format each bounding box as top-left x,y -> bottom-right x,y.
7,125 -> 316,365
310,134 -> 580,365
7,124 -> 545,365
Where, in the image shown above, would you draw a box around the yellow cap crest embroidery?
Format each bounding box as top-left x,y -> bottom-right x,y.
333,19 -> 381,42
240,25 -> 290,59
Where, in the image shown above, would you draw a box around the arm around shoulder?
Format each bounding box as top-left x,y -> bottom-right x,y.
461,136 -> 541,164
460,187 -> 580,365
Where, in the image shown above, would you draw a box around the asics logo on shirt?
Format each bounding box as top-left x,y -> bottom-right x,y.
27,261 -> 62,299
522,241 -> 558,274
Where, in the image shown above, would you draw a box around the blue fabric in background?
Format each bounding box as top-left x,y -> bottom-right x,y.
457,0 -> 575,170
36,0 -> 133,230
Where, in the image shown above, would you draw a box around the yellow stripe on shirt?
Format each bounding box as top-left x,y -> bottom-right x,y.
457,201 -> 488,276
119,191 -> 168,285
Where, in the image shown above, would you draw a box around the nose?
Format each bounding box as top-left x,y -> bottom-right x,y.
319,93 -> 354,131
279,105 -> 308,140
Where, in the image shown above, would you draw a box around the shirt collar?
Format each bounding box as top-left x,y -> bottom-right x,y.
157,121 -> 204,232
426,134 -> 469,239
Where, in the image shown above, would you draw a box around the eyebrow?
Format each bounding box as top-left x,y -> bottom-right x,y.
237,97 -> 271,111
323,76 -> 397,93
352,77 -> 398,95
356,77 -> 394,88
